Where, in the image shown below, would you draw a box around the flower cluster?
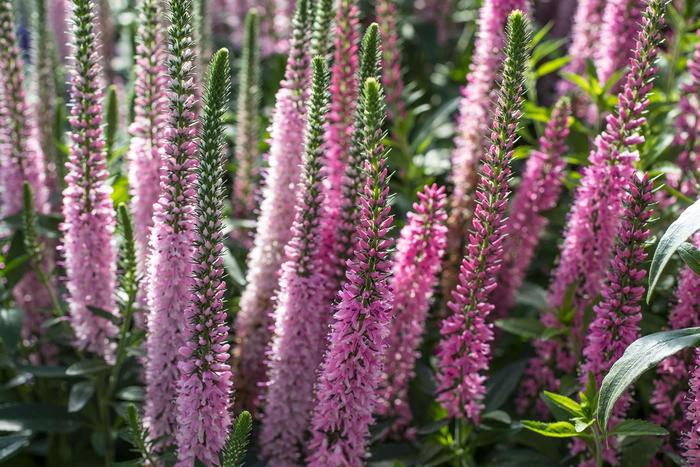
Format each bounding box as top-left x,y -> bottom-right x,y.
377,183 -> 447,437
175,48 -> 232,467
61,0 -> 118,361
144,0 -> 199,446
260,57 -> 331,467
307,77 -> 394,467
233,0 -> 313,411
436,10 -> 529,422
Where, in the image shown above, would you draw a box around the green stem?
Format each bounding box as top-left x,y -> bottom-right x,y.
592,425 -> 604,467
31,261 -> 63,317
94,376 -> 113,467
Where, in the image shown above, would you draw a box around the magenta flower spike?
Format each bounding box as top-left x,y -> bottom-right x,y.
233,0 -> 312,412
521,0 -> 667,414
376,0 -> 405,118
595,0 -> 645,86
127,0 -> 169,289
175,48 -> 232,467
61,0 -> 118,361
319,0 -> 361,261
673,32 -> 700,189
0,0 -> 52,358
0,0 -> 49,219
494,97 -> 571,316
259,57 -> 330,467
558,0 -> 606,93
443,0 -> 527,302
436,10 -> 529,422
306,77 -> 394,467
377,184 -> 447,437
144,0 -> 199,447
580,172 -> 654,408
547,0 -> 665,338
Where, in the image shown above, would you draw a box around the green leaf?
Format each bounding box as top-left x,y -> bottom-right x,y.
0,403 -> 81,432
597,328 -> 700,432
609,419 -> 668,437
561,72 -> 591,95
65,360 -> 110,376
86,305 -> 120,325
221,411 -> 252,467
678,242 -> 700,276
620,435 -> 664,467
223,249 -> 246,286
648,198 -> 700,301
68,380 -> 95,413
495,318 -> 544,339
541,391 -> 584,417
116,386 -> 144,402
0,432 -> 31,462
535,56 -> 572,78
520,420 -> 582,438
0,308 -> 22,354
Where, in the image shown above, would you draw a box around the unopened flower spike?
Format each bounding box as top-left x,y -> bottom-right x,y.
436,10 -> 530,422
309,0 -> 334,59
175,48 -> 232,467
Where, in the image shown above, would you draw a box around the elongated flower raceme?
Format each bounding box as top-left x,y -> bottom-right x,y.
144,0 -> 199,447
595,0 -> 645,86
0,0 -> 52,361
376,0 -> 405,118
377,184 -> 447,437
0,0 -> 48,219
442,0 -> 527,304
231,10 -> 261,245
260,57 -> 330,467
494,97 -> 571,316
580,172 -> 653,409
558,0 -> 606,93
521,0 -> 667,414
323,23 -> 381,286
233,0 -> 312,412
670,33 -> 700,196
127,0 -> 169,289
61,0 -> 118,360
570,172 -> 654,465
307,77 -> 394,467
436,10 -> 529,422
175,48 -> 232,467
319,0 -> 361,266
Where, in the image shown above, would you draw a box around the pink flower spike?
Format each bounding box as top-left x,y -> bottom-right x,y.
232,0 -> 312,412
61,0 -> 118,361
144,0 -> 199,449
307,77 -> 394,467
377,184 -> 447,437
